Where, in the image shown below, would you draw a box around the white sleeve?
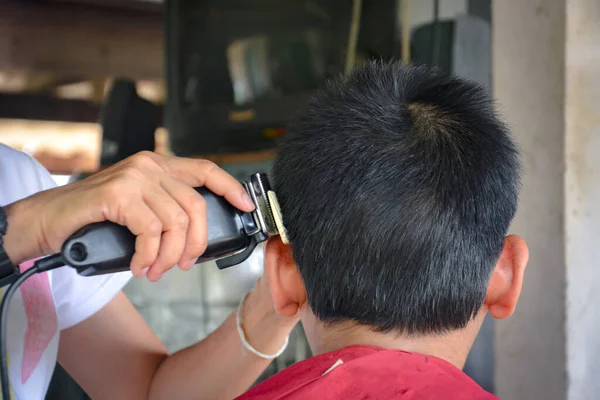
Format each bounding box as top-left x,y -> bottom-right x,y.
0,145 -> 58,204
0,145 -> 132,330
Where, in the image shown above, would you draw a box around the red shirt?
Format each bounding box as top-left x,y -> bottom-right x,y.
236,345 -> 498,400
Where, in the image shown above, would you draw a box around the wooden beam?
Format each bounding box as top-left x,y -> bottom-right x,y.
47,0 -> 164,13
0,70 -> 82,93
33,151 -> 97,175
0,1 -> 164,80
200,149 -> 276,164
0,93 -> 100,123
0,93 -> 164,124
22,72 -> 59,92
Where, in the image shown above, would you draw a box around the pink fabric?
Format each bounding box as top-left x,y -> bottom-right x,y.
19,260 -> 56,384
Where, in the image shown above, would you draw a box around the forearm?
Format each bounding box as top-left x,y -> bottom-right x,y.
148,298 -> 295,400
3,199 -> 45,264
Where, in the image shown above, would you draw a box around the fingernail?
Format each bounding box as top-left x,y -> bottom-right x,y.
185,259 -> 196,270
137,267 -> 149,278
242,193 -> 255,210
147,271 -> 165,282
177,260 -> 192,270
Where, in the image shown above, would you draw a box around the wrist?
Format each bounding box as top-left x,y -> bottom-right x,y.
3,200 -> 41,265
241,289 -> 297,355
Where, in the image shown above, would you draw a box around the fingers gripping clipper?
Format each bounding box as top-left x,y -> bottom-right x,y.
61,173 -> 288,276
212,173 -> 289,269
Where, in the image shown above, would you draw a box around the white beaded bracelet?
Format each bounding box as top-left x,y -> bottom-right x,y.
236,293 -> 289,360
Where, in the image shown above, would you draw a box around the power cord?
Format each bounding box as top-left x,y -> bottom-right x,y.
0,254 -> 64,399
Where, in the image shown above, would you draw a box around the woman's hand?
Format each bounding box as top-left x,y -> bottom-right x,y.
4,151 -> 255,281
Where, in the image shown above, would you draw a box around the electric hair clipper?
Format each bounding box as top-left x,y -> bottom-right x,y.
61,173 -> 288,276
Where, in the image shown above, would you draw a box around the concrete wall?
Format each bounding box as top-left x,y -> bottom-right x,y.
495,0 -> 600,398
493,1 -> 566,399
565,0 -> 600,398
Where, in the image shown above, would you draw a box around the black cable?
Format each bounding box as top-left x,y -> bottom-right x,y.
0,254 -> 64,399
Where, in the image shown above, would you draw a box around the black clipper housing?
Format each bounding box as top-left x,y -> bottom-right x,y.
61,173 -> 283,276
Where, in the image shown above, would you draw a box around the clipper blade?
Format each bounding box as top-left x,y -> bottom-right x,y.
267,191 -> 289,244
250,173 -> 278,237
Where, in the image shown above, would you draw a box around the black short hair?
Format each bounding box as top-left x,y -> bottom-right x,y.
273,61 -> 521,334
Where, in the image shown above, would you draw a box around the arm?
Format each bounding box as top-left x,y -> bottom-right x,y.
3,151 -> 255,274
58,278 -> 296,400
3,196 -> 43,265
0,150 -> 296,398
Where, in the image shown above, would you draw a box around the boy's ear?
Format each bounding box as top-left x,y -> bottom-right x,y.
485,235 -> 529,319
264,237 -> 307,317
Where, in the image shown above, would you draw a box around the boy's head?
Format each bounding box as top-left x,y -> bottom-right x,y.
264,61 -> 528,357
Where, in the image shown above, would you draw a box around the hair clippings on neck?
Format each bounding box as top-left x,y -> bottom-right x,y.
236,293 -> 289,359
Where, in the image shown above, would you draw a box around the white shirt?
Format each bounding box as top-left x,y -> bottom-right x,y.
0,144 -> 132,399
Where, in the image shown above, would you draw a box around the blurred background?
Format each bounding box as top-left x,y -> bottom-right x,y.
0,1 -> 597,400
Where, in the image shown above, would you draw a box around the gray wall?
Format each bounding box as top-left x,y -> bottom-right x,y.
565,0 -> 600,398
494,0 -> 600,398
493,1 -> 566,398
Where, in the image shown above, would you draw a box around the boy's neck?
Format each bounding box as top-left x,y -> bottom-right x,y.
305,316 -> 484,369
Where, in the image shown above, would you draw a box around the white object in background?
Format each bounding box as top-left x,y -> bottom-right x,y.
51,175 -> 71,186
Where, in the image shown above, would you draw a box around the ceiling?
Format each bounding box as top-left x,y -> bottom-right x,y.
0,0 -> 168,173
0,0 -> 165,121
